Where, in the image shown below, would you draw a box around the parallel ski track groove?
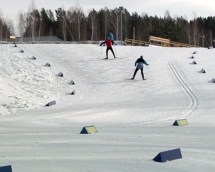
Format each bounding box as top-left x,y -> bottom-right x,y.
168,62 -> 198,117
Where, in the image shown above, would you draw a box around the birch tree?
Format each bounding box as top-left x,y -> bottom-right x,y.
192,13 -> 199,46
0,9 -> 3,41
17,11 -> 26,42
8,19 -> 15,36
104,7 -> 110,39
55,8 -> 67,41
28,0 -> 37,41
209,29 -> 213,46
109,8 -> 120,40
89,9 -> 97,41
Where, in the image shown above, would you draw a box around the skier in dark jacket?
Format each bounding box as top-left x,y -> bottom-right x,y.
100,37 -> 116,59
131,56 -> 149,80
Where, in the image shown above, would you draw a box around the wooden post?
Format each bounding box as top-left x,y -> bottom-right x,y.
133,27 -> 135,40
132,27 -> 135,44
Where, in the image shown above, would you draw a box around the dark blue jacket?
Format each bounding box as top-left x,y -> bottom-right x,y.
135,58 -> 148,69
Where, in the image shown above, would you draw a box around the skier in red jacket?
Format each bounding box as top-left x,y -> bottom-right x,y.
100,37 -> 116,59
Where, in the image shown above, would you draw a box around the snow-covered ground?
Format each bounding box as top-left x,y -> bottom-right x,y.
0,43 -> 215,172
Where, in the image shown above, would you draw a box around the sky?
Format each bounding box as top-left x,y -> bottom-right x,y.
0,42 -> 215,171
0,0 -> 215,21
1,0 -> 215,36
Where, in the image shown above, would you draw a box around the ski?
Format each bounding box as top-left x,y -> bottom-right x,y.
102,57 -> 122,60
130,78 -> 146,80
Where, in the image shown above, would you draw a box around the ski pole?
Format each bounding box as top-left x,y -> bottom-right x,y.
129,66 -> 136,78
113,43 -> 117,57
101,45 -> 103,55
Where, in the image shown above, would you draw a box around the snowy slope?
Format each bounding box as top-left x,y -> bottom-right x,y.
0,43 -> 215,172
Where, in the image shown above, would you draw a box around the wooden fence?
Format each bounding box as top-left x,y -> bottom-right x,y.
124,36 -> 200,48
124,38 -> 149,46
149,36 -> 170,46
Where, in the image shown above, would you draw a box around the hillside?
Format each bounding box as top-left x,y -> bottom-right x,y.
0,44 -> 215,172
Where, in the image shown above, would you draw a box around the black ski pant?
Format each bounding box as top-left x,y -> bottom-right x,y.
133,67 -> 144,79
106,47 -> 115,58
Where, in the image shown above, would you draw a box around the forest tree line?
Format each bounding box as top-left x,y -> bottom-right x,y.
0,2 -> 215,47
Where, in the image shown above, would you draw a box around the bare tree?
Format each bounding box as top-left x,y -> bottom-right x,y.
56,7 -> 67,41
124,10 -> 130,39
67,7 -> 75,41
199,26 -> 205,47
74,2 -> 84,41
164,10 -> 171,20
28,0 -> 37,41
104,7 -> 110,39
2,17 -> 8,41
49,26 -> 53,36
8,19 -> 15,36
192,12 -> 199,46
89,9 -> 97,41
140,12 -> 151,41
182,15 -> 192,44
62,15 -> 67,41
37,12 -> 42,40
47,9 -> 55,37
109,8 -> 120,40
209,29 -> 213,46
28,0 -> 36,13
0,9 -> 3,41
68,2 -> 84,41
17,11 -> 26,42
31,15 -> 35,41
61,5 -> 67,41
66,10 -> 74,41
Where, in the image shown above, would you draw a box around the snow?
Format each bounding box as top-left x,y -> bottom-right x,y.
0,43 -> 215,172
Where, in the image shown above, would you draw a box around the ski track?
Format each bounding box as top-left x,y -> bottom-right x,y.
168,61 -> 198,118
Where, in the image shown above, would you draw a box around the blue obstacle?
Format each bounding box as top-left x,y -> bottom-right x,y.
173,119 -> 188,126
200,69 -> 206,73
70,90 -> 76,95
192,60 -> 197,64
58,72 -> 63,77
45,100 -> 56,106
0,165 -> 12,172
153,148 -> 182,162
45,63 -> 51,67
70,80 -> 75,85
80,126 -> 98,134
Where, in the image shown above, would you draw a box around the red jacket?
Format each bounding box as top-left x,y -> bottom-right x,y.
105,39 -> 112,47
101,39 -> 112,47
